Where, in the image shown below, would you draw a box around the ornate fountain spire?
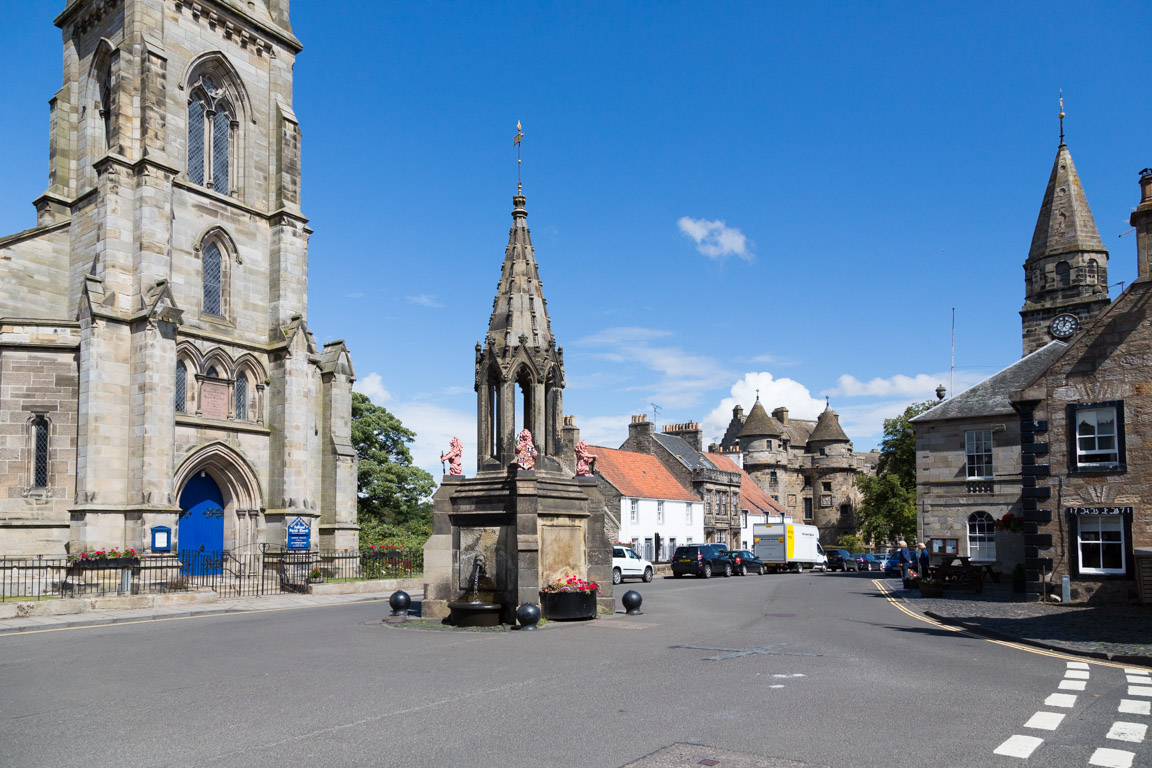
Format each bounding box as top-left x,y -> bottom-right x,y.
1059,90 -> 1065,146
474,124 -> 565,470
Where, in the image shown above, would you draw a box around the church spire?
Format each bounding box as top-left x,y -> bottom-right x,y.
1020,103 -> 1110,356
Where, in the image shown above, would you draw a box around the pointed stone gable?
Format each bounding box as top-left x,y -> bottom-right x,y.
1028,144 -> 1105,263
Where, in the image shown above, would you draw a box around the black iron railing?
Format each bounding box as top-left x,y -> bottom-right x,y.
0,547 -> 416,602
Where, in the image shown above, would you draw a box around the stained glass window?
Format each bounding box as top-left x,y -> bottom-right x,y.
212,110 -> 230,193
203,241 -> 222,315
33,418 -> 49,488
188,98 -> 205,185
235,373 -> 248,420
175,361 -> 187,413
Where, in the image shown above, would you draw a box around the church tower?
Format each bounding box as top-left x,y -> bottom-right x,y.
1020,106 -> 1110,356
0,1 -> 357,556
474,192 -> 566,471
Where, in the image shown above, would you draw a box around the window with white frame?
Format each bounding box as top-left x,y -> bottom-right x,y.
629,499 -> 638,524
656,500 -> 664,525
1071,403 -> 1124,470
967,511 -> 996,561
965,429 -> 994,479
1075,513 -> 1126,575
705,491 -> 712,516
685,504 -> 692,525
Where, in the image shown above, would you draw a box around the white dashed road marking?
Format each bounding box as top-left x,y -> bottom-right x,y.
1127,685 -> 1152,697
1106,722 -> 1147,743
1124,668 -> 1148,674
1068,661 -> 1090,670
1059,679 -> 1087,691
1065,669 -> 1090,679
1126,675 -> 1150,685
994,735 -> 1043,758
1045,693 -> 1077,708
1089,747 -> 1135,768
1119,699 -> 1151,716
1023,711 -> 1065,730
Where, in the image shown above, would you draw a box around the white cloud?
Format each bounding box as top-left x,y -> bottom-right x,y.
677,216 -> 753,261
822,370 -> 986,399
702,372 -> 827,444
566,413 -> 633,450
353,372 -> 392,404
572,326 -> 733,409
391,400 -> 476,479
406,294 -> 444,308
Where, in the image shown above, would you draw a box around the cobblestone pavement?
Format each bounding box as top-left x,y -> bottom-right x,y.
893,579 -> 1152,665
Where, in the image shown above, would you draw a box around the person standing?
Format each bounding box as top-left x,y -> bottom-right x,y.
918,542 -> 931,578
898,539 -> 914,579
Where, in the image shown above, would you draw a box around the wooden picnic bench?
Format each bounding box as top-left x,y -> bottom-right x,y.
929,556 -> 993,593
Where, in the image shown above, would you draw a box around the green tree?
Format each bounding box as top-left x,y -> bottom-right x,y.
855,400 -> 935,545
351,392 -> 435,542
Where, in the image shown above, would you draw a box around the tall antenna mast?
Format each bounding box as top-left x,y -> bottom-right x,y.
650,403 -> 662,422
950,307 -> 955,398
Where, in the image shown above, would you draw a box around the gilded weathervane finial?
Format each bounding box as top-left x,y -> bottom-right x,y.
1059,89 -> 1065,145
514,120 -> 524,194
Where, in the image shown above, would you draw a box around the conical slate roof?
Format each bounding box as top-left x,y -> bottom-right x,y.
738,398 -> 784,439
1027,143 -> 1105,263
807,404 -> 850,444
484,194 -> 555,350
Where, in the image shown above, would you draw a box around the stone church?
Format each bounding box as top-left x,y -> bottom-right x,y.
0,0 -> 357,557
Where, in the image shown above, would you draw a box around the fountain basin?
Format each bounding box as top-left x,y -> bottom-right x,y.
448,601 -> 503,627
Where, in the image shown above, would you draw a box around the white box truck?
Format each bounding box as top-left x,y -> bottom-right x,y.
753,522 -> 825,573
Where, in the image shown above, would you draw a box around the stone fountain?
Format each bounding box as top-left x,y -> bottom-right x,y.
422,186 -> 611,624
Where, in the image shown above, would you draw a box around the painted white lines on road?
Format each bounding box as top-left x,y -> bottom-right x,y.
1127,676 -> 1150,685
1119,699 -> 1151,716
1089,747 -> 1135,768
1106,721 -> 1147,743
993,735 -> 1044,758
1065,669 -> 1090,679
1045,693 -> 1078,708
1127,685 -> 1152,697
1023,711 -> 1065,731
1059,679 -> 1087,691
1068,661 -> 1090,669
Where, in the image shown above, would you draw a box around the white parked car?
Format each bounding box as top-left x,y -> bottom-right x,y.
612,546 -> 654,585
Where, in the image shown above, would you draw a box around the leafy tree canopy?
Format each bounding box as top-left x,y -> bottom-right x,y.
351,392 -> 435,535
855,400 -> 936,545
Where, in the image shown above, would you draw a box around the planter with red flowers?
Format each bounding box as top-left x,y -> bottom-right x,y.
67,548 -> 141,568
539,575 -> 599,621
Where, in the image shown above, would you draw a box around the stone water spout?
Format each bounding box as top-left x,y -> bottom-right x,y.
467,553 -> 487,602
448,552 -> 502,627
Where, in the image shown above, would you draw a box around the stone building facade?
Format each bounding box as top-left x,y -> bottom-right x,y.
0,0 -> 357,556
912,133 -> 1113,577
712,399 -> 878,546
1009,170 -> 1152,602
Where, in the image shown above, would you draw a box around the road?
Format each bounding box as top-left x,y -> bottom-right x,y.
1,570 -> 1148,768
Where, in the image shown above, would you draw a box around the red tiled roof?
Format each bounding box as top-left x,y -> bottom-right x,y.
705,453 -> 784,515
589,445 -> 699,503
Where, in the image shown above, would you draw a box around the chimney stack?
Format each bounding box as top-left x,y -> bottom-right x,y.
772,406 -> 789,425
1133,168 -> 1152,279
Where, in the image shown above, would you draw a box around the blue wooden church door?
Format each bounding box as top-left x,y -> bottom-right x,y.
178,471 -> 225,575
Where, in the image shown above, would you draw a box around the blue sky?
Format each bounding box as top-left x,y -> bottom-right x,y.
3,1 -> 1151,478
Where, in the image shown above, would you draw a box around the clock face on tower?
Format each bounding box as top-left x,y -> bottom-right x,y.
1050,313 -> 1079,339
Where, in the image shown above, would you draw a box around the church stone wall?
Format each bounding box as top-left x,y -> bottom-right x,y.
0,228 -> 72,320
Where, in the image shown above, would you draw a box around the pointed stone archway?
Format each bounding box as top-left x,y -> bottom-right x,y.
173,441 -> 264,553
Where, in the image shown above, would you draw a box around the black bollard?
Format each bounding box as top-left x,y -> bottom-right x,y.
516,602 -> 541,630
388,590 -> 411,617
621,589 -> 643,615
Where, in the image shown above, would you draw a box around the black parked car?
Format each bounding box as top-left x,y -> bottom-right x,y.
825,548 -> 859,572
671,543 -> 732,578
853,553 -> 882,572
723,549 -> 767,576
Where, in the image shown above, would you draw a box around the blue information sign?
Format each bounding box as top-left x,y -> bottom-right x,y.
286,516 -> 311,550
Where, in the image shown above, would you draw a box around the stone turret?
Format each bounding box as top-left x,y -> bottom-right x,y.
806,403 -> 851,454
1020,131 -> 1110,356
474,193 -> 565,471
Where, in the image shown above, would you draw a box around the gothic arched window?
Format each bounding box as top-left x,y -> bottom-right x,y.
175,360 -> 187,413
32,417 -> 49,488
234,372 -> 248,420
1087,259 -> 1099,284
1056,261 -> 1071,287
187,74 -> 234,194
202,241 -> 223,316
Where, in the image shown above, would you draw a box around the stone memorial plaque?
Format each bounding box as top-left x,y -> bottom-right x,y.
200,380 -> 229,419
